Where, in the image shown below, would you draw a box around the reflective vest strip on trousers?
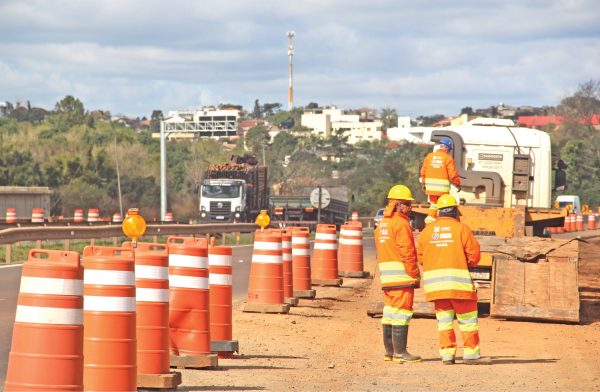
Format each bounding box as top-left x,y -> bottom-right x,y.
379,261 -> 418,288
423,268 -> 474,295
424,178 -> 451,193
381,306 -> 413,326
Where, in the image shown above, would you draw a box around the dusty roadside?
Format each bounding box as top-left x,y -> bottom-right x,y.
178,241 -> 600,392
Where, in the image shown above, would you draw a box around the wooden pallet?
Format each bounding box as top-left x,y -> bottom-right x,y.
137,371 -> 182,389
170,353 -> 218,369
293,289 -> 316,299
339,271 -> 371,278
242,302 -> 291,314
285,297 -> 299,306
211,339 -> 239,353
312,278 -> 343,287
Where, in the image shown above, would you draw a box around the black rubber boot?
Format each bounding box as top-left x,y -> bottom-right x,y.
383,324 -> 393,361
392,325 -> 422,363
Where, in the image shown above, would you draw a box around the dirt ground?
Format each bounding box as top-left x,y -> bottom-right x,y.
178,238 -> 600,392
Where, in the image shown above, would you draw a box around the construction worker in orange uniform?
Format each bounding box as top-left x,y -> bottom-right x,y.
420,137 -> 461,224
375,185 -> 421,363
417,195 -> 491,365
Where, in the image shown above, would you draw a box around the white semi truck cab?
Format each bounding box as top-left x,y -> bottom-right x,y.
200,179 -> 245,222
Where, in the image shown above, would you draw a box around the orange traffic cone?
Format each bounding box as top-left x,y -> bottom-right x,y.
338,221 -> 370,278
167,236 -> 218,368
243,230 -> 290,314
312,224 -> 343,287
208,245 -> 239,357
83,246 -> 136,391
290,227 -> 316,299
5,249 -> 83,391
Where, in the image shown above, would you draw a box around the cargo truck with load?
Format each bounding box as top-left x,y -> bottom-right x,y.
199,155 -> 268,222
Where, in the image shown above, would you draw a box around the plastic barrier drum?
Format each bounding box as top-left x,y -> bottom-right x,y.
87,208 -> 100,223
167,236 -> 211,356
113,212 -> 123,223
589,214 -> 597,230
281,230 -> 298,305
243,230 -> 289,314
312,224 -> 343,286
576,214 -> 584,231
31,208 -> 45,223
208,245 -> 239,357
74,209 -> 84,223
164,212 -> 174,223
291,227 -> 316,299
5,249 -> 84,391
125,242 -> 170,375
6,208 -> 17,224
83,246 -> 137,392
338,221 -> 369,278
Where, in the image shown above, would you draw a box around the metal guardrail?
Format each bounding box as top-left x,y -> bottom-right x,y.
0,223 -> 259,264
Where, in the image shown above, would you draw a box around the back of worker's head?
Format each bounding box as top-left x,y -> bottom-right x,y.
439,137 -> 453,151
437,194 -> 458,218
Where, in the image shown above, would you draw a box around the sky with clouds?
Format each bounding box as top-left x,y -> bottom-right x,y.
1,0 -> 599,118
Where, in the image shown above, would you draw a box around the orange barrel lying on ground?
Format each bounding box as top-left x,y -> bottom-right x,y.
312,224 -> 339,281
124,241 -> 170,375
281,230 -> 294,302
83,246 -> 137,391
6,208 -> 17,224
167,236 -> 211,355
246,230 -> 284,305
338,221 -> 364,274
208,245 -> 235,354
4,249 -> 84,392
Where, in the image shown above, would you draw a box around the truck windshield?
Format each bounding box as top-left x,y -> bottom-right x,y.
202,185 -> 241,198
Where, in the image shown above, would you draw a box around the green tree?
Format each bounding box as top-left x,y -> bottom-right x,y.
49,95 -> 86,131
150,110 -> 163,133
245,125 -> 270,156
380,107 -> 398,130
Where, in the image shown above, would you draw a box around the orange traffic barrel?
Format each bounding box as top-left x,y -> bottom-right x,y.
113,212 -> 123,223
351,211 -> 359,221
6,208 -> 17,224
87,208 -> 100,223
74,209 -> 84,223
167,236 -> 210,355
246,230 -> 284,306
576,214 -> 584,231
208,245 -> 238,355
564,215 -> 572,232
4,249 -> 83,391
281,231 -> 295,302
312,224 -> 339,281
588,214 -> 597,230
290,227 -> 315,298
83,246 -> 136,391
164,212 -> 174,222
338,221 -> 368,277
124,242 -> 170,375
31,208 -> 45,223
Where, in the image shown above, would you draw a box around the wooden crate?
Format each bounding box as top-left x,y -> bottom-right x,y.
490,239 -> 580,323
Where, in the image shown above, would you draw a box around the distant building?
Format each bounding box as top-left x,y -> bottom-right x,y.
157,107 -> 241,140
0,101 -> 8,117
300,106 -> 382,144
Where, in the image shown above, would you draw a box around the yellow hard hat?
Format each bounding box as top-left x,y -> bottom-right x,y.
437,194 -> 458,209
387,185 -> 414,201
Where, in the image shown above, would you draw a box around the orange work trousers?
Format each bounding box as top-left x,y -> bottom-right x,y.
434,298 -> 481,361
381,288 -> 414,326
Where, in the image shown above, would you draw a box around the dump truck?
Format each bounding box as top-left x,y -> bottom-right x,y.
199,155 -> 268,222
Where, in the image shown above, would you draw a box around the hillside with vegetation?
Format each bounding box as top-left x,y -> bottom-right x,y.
0,81 -> 599,220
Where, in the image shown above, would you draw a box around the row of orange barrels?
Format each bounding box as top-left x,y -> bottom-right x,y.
4,237 -> 233,391
546,213 -> 599,234
3,208 -> 176,224
5,222 -> 368,391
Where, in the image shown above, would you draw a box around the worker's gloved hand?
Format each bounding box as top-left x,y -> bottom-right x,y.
456,185 -> 462,192
422,185 -> 426,191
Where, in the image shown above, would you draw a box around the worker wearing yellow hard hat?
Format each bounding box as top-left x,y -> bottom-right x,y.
417,194 -> 491,365
374,184 -> 421,363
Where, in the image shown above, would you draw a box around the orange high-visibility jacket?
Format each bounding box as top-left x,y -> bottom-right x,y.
375,212 -> 420,289
420,150 -> 460,196
416,216 -> 480,301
